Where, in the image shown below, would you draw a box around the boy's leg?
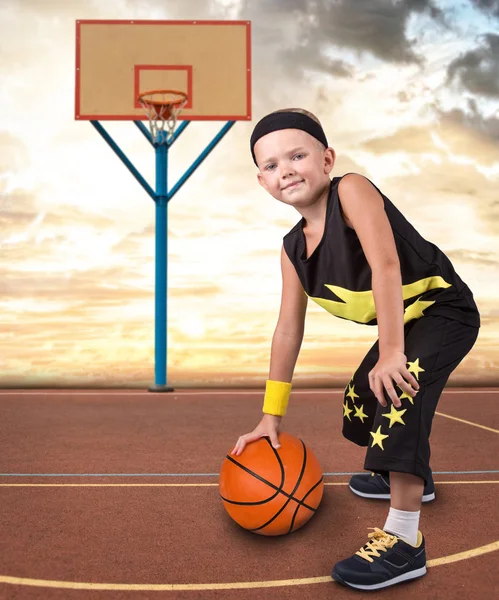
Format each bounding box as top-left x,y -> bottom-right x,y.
332,315 -> 479,591
341,336 -> 433,504
389,472 -> 423,511
364,315 -> 479,486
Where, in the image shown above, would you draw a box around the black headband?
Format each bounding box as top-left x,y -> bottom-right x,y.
250,111 -> 328,165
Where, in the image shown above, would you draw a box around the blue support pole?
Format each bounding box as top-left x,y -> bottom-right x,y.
168,121 -> 235,200
90,119 -> 236,393
91,121 -> 156,201
149,130 -> 173,392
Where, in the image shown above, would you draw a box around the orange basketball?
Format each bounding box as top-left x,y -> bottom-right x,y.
219,431 -> 324,536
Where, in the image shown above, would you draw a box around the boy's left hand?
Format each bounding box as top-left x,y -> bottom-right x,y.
368,351 -> 420,408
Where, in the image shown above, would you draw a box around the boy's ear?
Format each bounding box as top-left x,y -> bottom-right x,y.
324,147 -> 336,175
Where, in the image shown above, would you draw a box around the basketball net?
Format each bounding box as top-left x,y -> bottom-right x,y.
138,90 -> 188,145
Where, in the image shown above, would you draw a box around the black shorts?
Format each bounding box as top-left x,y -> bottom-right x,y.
341,314 -> 479,484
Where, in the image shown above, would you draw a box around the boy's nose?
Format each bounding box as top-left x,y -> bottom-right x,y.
281,166 -> 296,179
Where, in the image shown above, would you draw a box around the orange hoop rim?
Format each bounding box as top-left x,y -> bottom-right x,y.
137,89 -> 188,109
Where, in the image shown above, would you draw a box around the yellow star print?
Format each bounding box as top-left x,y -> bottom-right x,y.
344,378 -> 352,394
346,384 -> 359,403
382,405 -> 407,428
370,425 -> 389,450
398,389 -> 416,405
403,298 -> 435,323
407,358 -> 425,380
343,401 -> 353,421
354,404 -> 369,423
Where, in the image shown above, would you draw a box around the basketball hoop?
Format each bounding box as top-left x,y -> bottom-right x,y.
138,89 -> 188,145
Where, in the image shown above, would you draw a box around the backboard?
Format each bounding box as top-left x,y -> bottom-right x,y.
75,20 -> 251,121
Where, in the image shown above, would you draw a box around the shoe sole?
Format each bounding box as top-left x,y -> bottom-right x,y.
349,485 -> 436,503
332,565 -> 427,590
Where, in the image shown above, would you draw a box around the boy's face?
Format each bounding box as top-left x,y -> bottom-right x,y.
254,129 -> 335,207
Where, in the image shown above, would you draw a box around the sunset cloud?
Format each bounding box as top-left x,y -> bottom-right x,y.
1,0 -> 498,387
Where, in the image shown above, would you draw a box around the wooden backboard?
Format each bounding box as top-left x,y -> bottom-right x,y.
75,20 -> 252,121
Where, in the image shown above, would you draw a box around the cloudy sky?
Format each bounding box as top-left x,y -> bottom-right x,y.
1,0 -> 498,388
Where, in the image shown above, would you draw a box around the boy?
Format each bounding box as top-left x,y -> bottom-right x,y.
231,108 -> 480,591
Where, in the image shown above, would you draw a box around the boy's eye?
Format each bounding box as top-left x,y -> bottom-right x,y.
264,154 -> 304,171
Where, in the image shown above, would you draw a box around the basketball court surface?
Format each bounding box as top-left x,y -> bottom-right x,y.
0,388 -> 497,599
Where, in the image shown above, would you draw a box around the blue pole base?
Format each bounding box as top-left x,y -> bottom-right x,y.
148,384 -> 175,393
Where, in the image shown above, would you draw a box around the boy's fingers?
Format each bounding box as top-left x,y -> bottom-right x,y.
404,369 -> 420,390
232,433 -> 260,455
370,373 -> 386,407
375,381 -> 387,407
382,376 -> 400,406
231,430 -> 280,456
394,375 -> 416,400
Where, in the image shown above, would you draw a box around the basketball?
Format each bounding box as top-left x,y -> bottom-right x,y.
219,431 -> 324,536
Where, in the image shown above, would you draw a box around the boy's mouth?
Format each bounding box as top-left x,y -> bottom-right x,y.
282,180 -> 304,191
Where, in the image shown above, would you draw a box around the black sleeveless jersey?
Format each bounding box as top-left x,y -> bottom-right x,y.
283,175 -> 480,328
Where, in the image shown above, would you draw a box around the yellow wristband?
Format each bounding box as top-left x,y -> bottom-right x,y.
262,380 -> 292,416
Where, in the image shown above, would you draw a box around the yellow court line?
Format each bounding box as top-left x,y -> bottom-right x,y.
0,483 -> 220,487
427,540 -> 499,567
1,390 -> 498,396
0,540 -> 497,591
435,411 -> 499,434
435,480 -> 499,485
0,480 -> 498,488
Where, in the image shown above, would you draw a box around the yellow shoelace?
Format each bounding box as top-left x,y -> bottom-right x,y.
355,528 -> 399,563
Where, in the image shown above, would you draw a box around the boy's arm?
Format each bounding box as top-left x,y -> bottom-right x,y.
231,246 -> 307,455
270,244 -> 308,381
338,174 -> 418,406
337,173 -> 404,355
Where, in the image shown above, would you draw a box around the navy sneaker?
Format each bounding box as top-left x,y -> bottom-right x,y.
349,471 -> 435,503
331,527 -> 427,591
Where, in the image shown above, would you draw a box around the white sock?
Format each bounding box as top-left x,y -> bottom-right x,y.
383,507 -> 420,546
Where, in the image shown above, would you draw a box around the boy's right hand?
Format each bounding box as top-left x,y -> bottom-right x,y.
230,414 -> 282,456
